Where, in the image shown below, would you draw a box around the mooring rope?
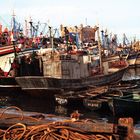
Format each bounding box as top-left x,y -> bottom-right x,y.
0,106 -> 118,140
0,106 -> 24,120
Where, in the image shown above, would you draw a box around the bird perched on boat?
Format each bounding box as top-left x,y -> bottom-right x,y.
70,110 -> 81,121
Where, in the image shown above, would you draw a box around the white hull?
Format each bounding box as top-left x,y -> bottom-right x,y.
0,53 -> 15,74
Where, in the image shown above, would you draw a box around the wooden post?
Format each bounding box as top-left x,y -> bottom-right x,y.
97,26 -> 103,73
12,40 -> 17,59
118,117 -> 134,140
49,26 -> 54,59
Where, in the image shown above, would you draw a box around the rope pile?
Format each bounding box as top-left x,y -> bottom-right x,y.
0,106 -> 118,140
0,122 -> 117,140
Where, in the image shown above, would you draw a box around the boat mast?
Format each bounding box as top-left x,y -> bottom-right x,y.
11,11 -> 17,58
29,17 -> 33,38
97,26 -> 103,72
49,26 -> 54,54
25,19 -> 28,37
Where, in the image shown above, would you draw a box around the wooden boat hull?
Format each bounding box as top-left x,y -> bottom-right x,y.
83,89 -> 123,111
0,77 -> 20,94
83,99 -> 103,111
0,45 -> 20,56
15,66 -> 127,92
55,95 -> 84,106
55,86 -> 108,106
109,94 -> 140,116
0,77 -> 17,85
135,53 -> 140,67
127,53 -> 137,67
109,83 -> 138,91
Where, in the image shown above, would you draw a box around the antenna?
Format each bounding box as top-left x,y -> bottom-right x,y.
25,19 -> 28,37
85,18 -> 87,26
29,17 -> 33,37
97,25 -> 103,73
12,10 -> 15,17
95,11 -> 100,28
11,10 -> 16,31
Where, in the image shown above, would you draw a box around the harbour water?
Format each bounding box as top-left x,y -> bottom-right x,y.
0,66 -> 140,124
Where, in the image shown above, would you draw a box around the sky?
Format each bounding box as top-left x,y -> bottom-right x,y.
0,0 -> 140,41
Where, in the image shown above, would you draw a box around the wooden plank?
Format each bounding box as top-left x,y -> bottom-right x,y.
98,98 -> 109,102
0,108 -> 70,128
0,108 -> 114,133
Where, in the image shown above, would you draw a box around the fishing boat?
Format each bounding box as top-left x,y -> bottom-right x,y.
109,92 -> 140,116
0,51 -> 21,93
14,27 -> 128,94
109,83 -> 138,91
0,44 -> 20,56
55,90 -> 85,106
126,53 -> 138,67
0,48 -> 38,93
135,53 -> 140,67
14,50 -> 128,94
0,14 -> 22,56
0,14 -> 23,92
55,86 -> 108,106
83,89 -> 123,111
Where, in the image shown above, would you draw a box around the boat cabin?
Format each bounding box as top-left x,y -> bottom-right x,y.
42,53 -> 92,79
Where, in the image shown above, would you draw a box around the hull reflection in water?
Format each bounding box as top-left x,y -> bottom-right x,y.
55,105 -> 68,115
0,96 -> 12,107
